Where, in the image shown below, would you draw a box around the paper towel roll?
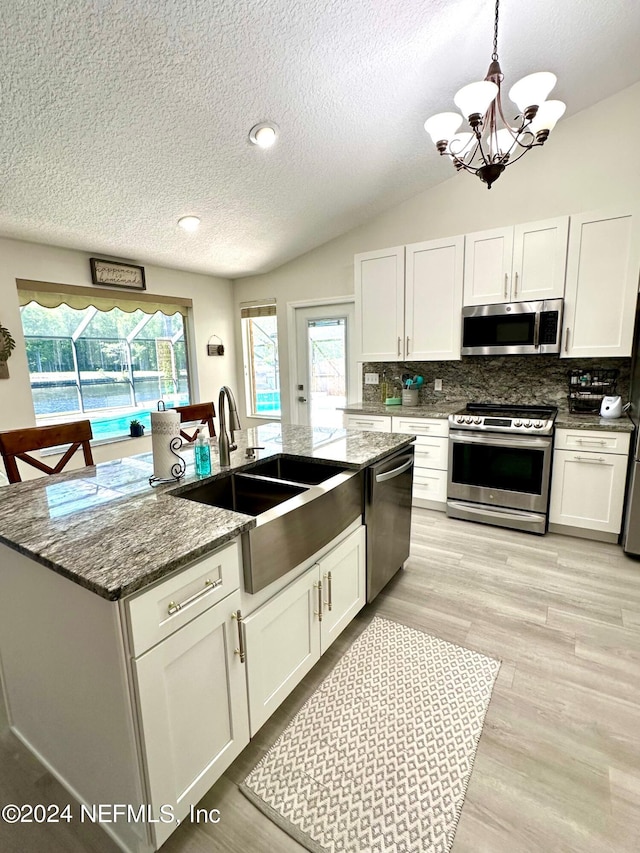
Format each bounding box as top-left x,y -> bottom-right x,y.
151,408 -> 184,480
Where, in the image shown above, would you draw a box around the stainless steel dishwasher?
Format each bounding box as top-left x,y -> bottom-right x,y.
365,445 -> 414,602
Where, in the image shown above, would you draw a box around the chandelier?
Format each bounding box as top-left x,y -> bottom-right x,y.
423,0 -> 565,189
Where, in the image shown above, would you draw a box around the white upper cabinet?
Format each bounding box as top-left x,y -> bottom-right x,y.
354,246 -> 405,361
405,236 -> 464,361
355,236 -> 464,362
561,209 -> 640,358
463,217 -> 569,306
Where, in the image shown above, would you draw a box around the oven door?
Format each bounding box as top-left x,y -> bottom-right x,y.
448,430 -> 552,513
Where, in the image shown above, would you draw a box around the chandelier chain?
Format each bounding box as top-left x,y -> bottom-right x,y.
492,0 -> 500,61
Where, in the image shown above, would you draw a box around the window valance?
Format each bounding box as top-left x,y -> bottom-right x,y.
16,279 -> 192,317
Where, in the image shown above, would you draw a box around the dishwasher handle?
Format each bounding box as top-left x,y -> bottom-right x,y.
375,457 -> 413,483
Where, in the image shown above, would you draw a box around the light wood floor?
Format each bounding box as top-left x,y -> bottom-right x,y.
2,509 -> 640,852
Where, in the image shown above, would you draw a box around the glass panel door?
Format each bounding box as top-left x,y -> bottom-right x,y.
294,303 -> 356,428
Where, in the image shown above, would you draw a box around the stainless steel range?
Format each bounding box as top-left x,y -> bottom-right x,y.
447,403 -> 557,534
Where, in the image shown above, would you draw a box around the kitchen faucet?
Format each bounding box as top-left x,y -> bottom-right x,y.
218,386 -> 241,466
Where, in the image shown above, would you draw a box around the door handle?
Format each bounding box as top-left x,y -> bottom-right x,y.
514,271 -> 519,296
323,571 -> 333,611
314,580 -> 323,621
564,327 -> 570,353
504,273 -> 508,298
298,396 -> 307,403
397,337 -> 401,357
232,610 -> 246,663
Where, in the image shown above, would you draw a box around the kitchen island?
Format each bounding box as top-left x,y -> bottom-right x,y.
0,422 -> 413,853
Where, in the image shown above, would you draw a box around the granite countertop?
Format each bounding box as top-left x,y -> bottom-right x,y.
341,401 -> 466,419
342,401 -> 635,433
554,409 -> 635,432
0,423 -> 413,602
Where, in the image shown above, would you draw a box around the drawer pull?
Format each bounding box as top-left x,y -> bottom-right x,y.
575,438 -> 606,446
167,578 -> 221,615
232,610 -> 246,663
574,455 -> 606,463
314,580 -> 323,621
323,571 -> 333,611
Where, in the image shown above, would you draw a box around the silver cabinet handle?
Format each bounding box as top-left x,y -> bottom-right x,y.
564,327 -> 570,353
167,578 -> 221,615
397,337 -> 401,357
232,610 -> 246,663
504,273 -> 508,298
323,571 -> 333,611
574,455 -> 606,463
575,438 -> 606,446
406,336 -> 410,356
314,580 -> 323,621
514,271 -> 519,296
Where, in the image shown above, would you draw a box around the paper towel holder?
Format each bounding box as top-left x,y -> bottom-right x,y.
207,335 -> 225,356
149,400 -> 187,487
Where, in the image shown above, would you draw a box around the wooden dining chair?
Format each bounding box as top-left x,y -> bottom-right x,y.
0,420 -> 95,484
174,402 -> 217,442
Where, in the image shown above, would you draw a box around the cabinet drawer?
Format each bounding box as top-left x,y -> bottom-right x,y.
413,468 -> 447,502
344,414 -> 392,432
555,428 -> 630,456
392,416 -> 448,437
125,540 -> 241,657
414,436 -> 448,470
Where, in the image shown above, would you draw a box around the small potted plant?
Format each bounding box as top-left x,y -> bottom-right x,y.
129,419 -> 145,438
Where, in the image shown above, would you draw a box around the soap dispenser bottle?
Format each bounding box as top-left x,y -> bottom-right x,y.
194,430 -> 212,477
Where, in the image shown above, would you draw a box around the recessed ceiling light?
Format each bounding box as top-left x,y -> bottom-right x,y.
249,122 -> 279,149
177,215 -> 200,232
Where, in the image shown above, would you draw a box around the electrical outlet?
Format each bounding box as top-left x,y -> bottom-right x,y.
434,378 -> 443,391
365,373 -> 379,385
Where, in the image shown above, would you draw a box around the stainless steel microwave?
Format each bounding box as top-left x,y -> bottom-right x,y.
461,298 -> 563,356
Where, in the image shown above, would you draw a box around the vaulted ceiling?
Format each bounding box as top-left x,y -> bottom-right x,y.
2,0 -> 640,278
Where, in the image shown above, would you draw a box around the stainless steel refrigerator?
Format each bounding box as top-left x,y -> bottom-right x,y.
623,306 -> 640,555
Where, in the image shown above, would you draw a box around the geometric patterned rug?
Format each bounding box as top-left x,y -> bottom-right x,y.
240,617 -> 500,853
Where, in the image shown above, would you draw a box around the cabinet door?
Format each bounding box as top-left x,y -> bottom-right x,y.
319,527 -> 366,653
463,227 -> 514,306
549,449 -> 629,534
243,567 -> 321,736
133,590 -> 249,848
512,216 -> 569,301
561,209 -> 640,358
355,246 -> 405,360
405,236 -> 464,360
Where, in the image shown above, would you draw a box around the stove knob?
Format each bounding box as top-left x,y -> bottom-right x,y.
456,416 -> 465,423
534,421 -> 544,429
523,420 -> 532,428
465,417 -> 473,424
474,417 -> 482,424
514,420 -> 522,427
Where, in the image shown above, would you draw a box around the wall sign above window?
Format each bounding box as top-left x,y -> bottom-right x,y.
90,258 -> 146,290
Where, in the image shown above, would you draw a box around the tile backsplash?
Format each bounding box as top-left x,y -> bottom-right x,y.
362,356 -> 632,408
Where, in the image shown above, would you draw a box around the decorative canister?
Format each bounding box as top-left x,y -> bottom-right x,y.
401,389 -> 418,407
150,402 -> 185,483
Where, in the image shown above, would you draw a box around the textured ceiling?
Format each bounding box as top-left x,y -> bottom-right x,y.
1,0 -> 640,279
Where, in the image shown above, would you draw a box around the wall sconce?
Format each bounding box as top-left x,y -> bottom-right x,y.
207,335 -> 225,356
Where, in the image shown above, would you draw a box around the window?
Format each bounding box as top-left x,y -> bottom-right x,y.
241,301 -> 281,418
18,281 -> 192,441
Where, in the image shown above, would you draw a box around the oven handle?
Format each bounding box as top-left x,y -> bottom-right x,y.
449,430 -> 552,451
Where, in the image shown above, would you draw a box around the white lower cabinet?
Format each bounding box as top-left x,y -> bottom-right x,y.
549,429 -> 630,538
344,413 -> 392,432
243,526 -> 366,736
133,588 -> 249,847
392,416 -> 449,509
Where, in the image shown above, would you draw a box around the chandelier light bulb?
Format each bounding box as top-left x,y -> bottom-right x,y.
249,123 -> 279,149
508,72 -> 557,117
423,112 -> 463,145
453,80 -> 498,123
529,99 -> 566,137
177,216 -> 201,232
